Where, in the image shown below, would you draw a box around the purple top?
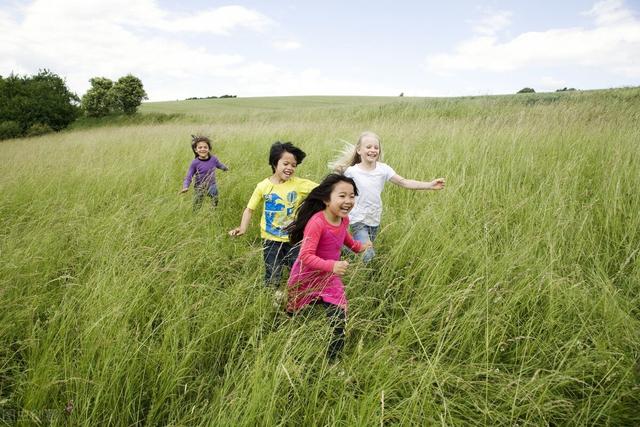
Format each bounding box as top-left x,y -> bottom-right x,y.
183,155 -> 228,189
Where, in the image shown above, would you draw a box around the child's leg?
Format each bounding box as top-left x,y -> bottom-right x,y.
322,302 -> 346,360
283,242 -> 300,268
192,187 -> 205,211
366,225 -> 380,242
262,240 -> 287,287
207,183 -> 219,207
363,225 -> 380,262
351,222 -> 377,262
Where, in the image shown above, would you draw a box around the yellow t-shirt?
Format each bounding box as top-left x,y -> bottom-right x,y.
247,176 -> 317,242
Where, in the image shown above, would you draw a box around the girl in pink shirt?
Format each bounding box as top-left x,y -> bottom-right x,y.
286,174 -> 372,359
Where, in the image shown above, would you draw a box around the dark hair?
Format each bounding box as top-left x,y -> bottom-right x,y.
269,141 -> 306,172
191,135 -> 211,157
286,174 -> 358,245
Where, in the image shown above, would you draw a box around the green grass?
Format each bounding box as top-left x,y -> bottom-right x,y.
1,88 -> 639,425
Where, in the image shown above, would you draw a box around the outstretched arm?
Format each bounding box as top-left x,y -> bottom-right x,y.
180,164 -> 196,193
389,174 -> 445,190
217,158 -> 229,172
228,208 -> 253,236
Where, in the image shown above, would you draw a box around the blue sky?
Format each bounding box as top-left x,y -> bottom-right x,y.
1,0 -> 638,101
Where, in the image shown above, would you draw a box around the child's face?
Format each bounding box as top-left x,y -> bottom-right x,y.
195,142 -> 210,158
324,181 -> 356,220
357,136 -> 380,163
274,151 -> 297,182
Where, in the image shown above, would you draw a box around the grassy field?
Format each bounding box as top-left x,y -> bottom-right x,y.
1,89 -> 639,425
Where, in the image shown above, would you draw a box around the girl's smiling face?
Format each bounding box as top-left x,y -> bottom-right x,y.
195,141 -> 210,159
357,136 -> 380,164
273,151 -> 297,182
324,181 -> 356,223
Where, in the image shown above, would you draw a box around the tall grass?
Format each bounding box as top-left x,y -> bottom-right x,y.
1,88 -> 639,425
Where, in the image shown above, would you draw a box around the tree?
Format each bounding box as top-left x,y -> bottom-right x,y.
28,70 -> 80,130
517,87 -> 535,94
81,74 -> 147,116
0,69 -> 79,140
110,75 -> 147,115
81,77 -> 114,117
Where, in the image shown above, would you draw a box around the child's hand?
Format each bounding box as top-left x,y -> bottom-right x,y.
228,227 -> 245,237
430,178 -> 446,190
360,241 -> 373,252
332,260 -> 349,276
179,187 -> 189,194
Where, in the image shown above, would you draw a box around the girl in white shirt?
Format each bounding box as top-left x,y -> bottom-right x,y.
332,131 -> 445,262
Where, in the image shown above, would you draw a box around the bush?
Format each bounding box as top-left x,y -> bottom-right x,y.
517,87 -> 536,94
110,75 -> 148,115
25,123 -> 53,137
0,70 -> 79,140
81,77 -> 115,117
0,121 -> 22,140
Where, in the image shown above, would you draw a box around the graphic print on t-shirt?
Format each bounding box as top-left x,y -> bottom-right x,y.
264,191 -> 298,237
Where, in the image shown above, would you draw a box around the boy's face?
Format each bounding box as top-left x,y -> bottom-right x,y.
195,142 -> 210,159
274,151 -> 297,182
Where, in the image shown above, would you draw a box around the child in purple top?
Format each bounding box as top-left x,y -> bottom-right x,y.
180,135 -> 229,210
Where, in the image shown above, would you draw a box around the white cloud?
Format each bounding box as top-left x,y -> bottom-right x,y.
426,0 -> 640,78
471,10 -> 512,36
152,5 -> 274,35
584,0 -> 635,26
2,0 -> 389,99
0,1 -> 281,99
272,40 -> 302,51
16,1 -> 272,36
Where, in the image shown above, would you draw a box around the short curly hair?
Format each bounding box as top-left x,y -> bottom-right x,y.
191,135 -> 211,156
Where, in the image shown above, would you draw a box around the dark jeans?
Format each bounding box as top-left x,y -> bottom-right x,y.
193,183 -> 219,211
286,301 -> 347,360
262,240 -> 299,287
317,302 -> 346,360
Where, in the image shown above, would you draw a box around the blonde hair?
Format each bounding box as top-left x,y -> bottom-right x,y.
329,131 -> 382,173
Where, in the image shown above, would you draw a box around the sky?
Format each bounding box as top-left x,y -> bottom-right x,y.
1,0 -> 639,101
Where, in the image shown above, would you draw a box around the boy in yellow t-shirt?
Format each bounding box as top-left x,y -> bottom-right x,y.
229,142 -> 317,286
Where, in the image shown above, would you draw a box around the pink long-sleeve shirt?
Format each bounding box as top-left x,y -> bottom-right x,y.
287,211 -> 363,312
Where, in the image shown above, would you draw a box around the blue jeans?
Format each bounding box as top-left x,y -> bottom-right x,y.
350,222 -> 379,263
193,183 -> 219,211
263,240 -> 299,287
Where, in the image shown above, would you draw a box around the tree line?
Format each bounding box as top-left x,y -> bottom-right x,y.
0,70 -> 147,140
